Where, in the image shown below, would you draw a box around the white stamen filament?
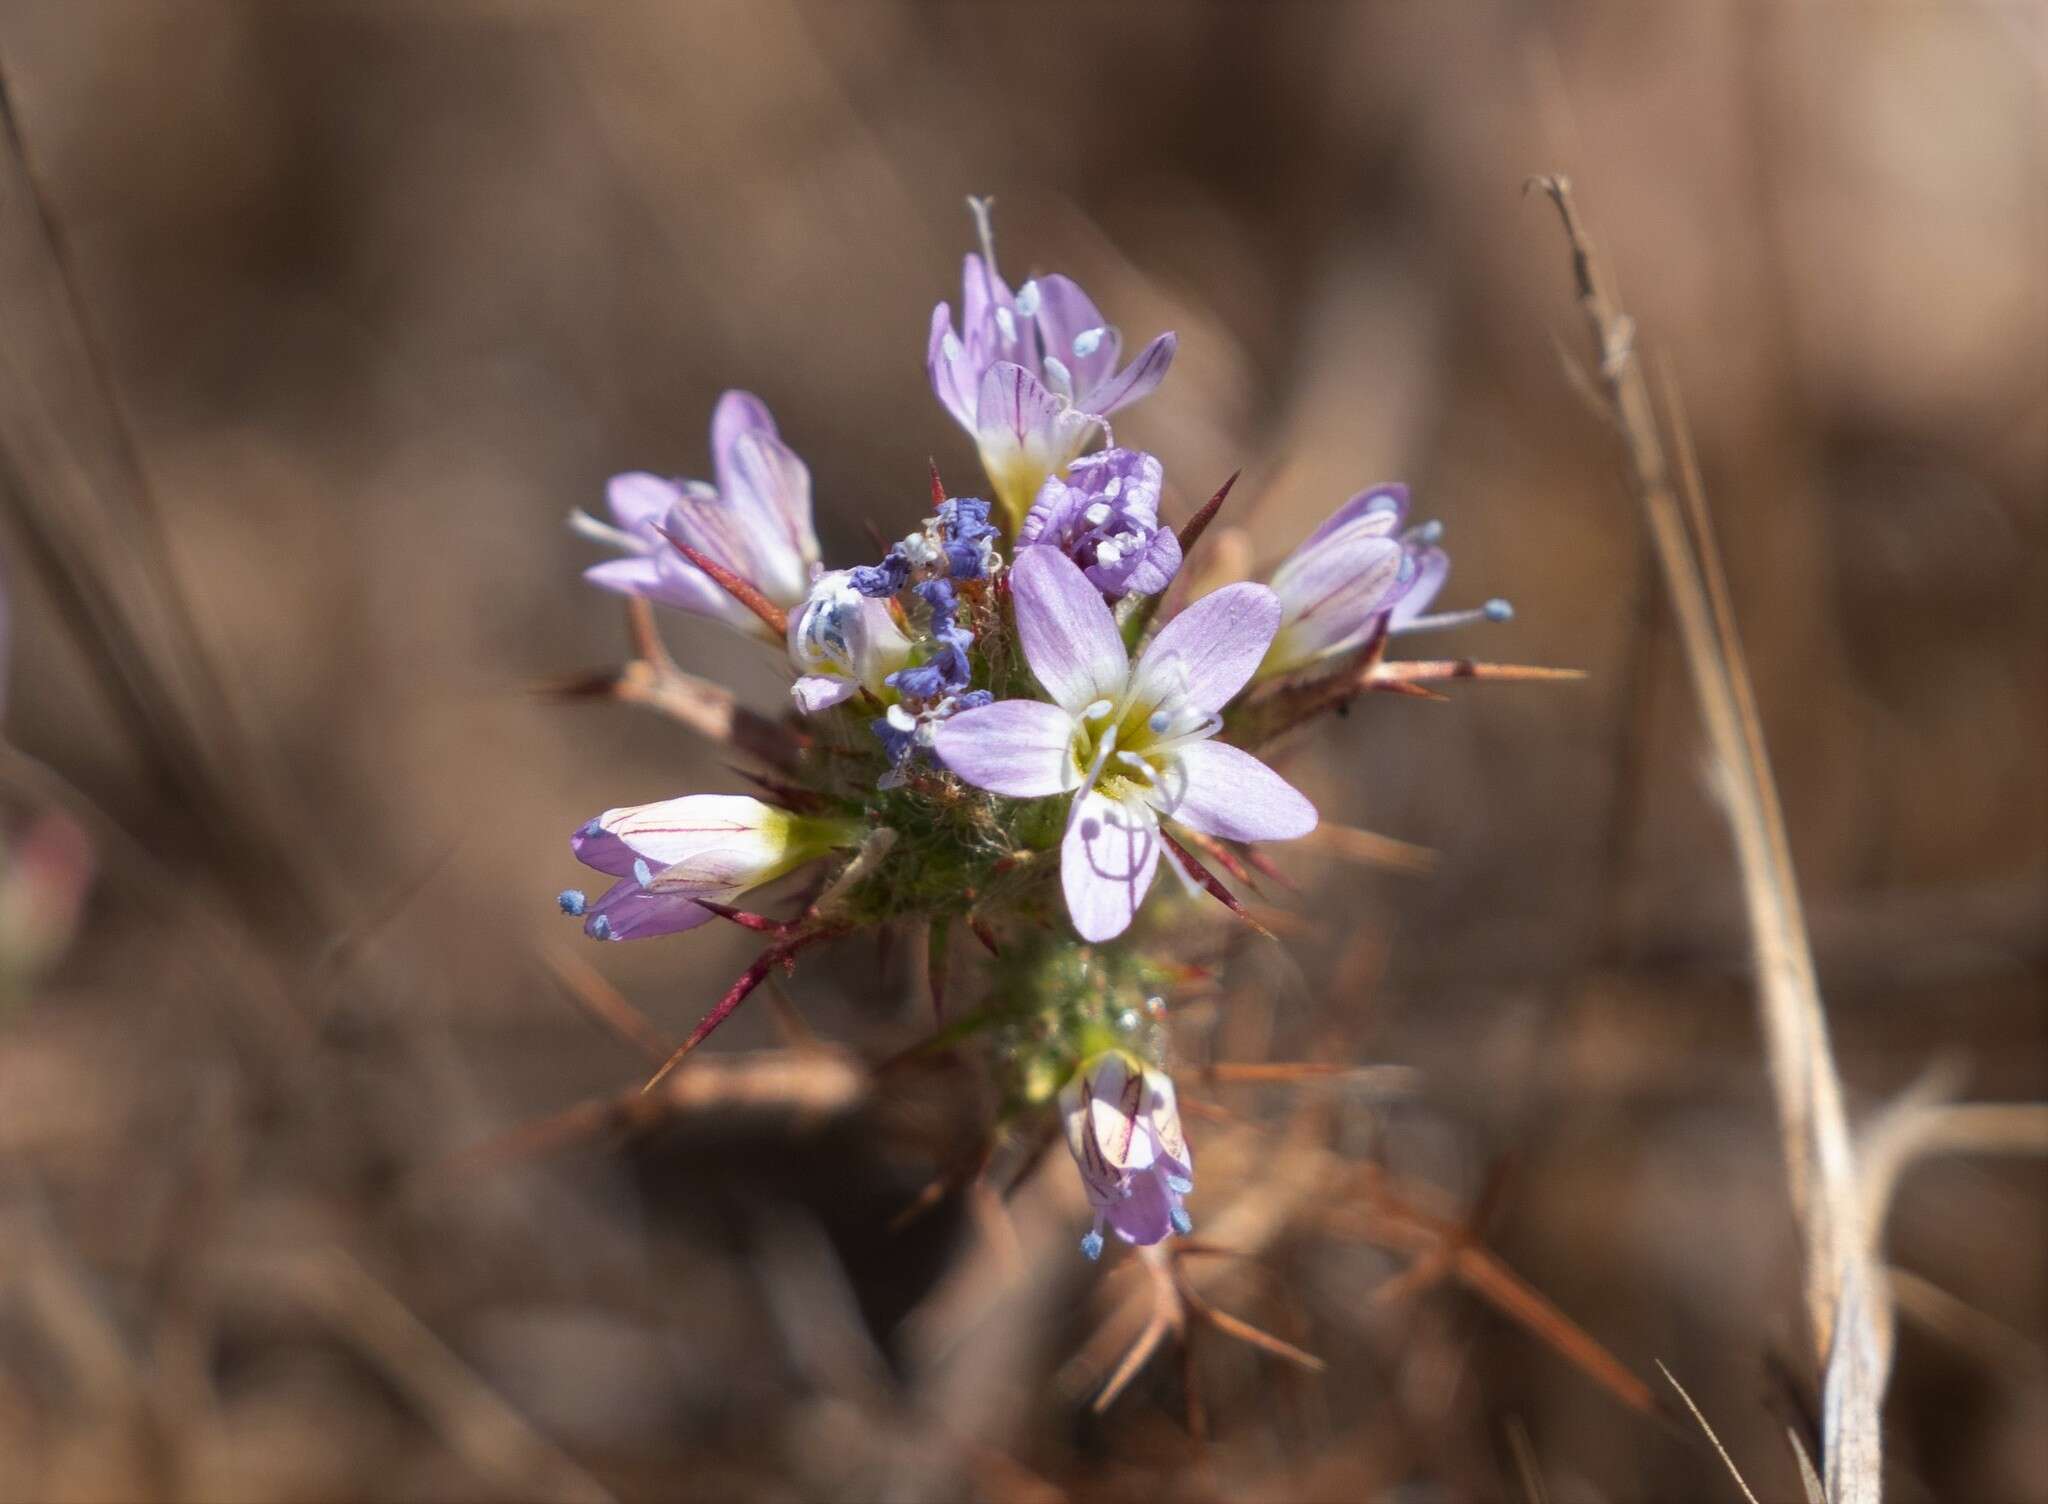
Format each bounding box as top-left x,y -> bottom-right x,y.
568,508 -> 645,554
967,194 -> 1000,281
995,306 -> 1018,345
1144,710 -> 1223,756
1067,722 -> 1121,830
1393,599 -> 1514,635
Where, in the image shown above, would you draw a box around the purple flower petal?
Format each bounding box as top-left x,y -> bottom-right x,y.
791,674 -> 859,715
927,302 -> 977,431
709,390 -> 778,489
1164,741 -> 1318,843
1104,1168 -> 1175,1245
1265,532 -> 1406,669
583,556 -> 726,619
606,471 -> 680,532
718,431 -> 817,605
975,362 -> 1095,470
1030,274 -> 1119,395
1010,546 -> 1130,715
1083,331 -> 1176,416
1297,485 -> 1408,554
1061,790 -> 1159,942
932,698 -> 1077,797
1142,1072 -> 1191,1175
599,795 -> 787,879
1389,545 -> 1450,628
1131,583 -> 1281,715
1118,527 -> 1182,599
582,875 -> 719,941
570,817 -> 638,877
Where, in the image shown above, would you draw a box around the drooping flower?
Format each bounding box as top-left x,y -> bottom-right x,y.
933,547 -> 1316,942
1258,484 -> 1417,678
573,391 -> 821,642
1060,1051 -> 1194,1256
1257,485 -> 1512,679
787,571 -> 915,715
1018,447 -> 1181,600
927,239 -> 1177,531
559,795 -> 857,942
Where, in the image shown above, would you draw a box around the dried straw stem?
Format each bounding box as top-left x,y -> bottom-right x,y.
1532,176 -> 1879,1501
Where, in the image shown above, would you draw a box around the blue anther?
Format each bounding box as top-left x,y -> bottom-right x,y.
1080,1230 -> 1104,1261
633,857 -> 654,889
1166,1174 -> 1193,1195
1169,1205 -> 1194,1236
1483,597 -> 1514,622
557,889 -> 587,917
588,913 -> 614,941
1415,519 -> 1445,545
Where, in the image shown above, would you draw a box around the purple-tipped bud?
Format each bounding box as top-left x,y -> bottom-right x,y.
1057,1052 -> 1195,1252
1018,448 -> 1181,600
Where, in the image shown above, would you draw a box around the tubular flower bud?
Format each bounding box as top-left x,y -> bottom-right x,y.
1059,1051 -> 1194,1255
563,796 -> 857,942
787,570 -> 915,715
1258,485 -> 1419,678
1018,447 -> 1180,600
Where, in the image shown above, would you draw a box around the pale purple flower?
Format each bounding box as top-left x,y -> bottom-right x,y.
1259,484 -> 1418,678
1060,1052 -> 1194,1256
559,795 -> 855,942
1259,485 -> 1512,678
574,391 -> 821,643
932,547 -> 1316,942
927,246 -> 1177,528
1018,448 -> 1181,600
786,570 -> 914,715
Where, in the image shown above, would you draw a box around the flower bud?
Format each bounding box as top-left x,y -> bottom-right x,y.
1058,1051 -> 1194,1256
1018,447 -> 1180,600
1259,486 -> 1417,678
787,571 -> 915,715
566,795 -> 857,942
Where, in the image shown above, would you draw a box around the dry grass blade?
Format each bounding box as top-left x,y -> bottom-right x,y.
1307,823 -> 1439,874
543,946 -> 675,1065
1657,1360 -> 1762,1504
0,75 -> 318,931
1533,176 -> 1876,1501
285,1249 -> 613,1504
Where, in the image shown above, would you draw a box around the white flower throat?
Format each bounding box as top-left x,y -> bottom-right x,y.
1066,667 -> 1220,815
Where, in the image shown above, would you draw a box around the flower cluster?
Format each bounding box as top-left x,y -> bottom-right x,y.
556,205 -> 1517,1258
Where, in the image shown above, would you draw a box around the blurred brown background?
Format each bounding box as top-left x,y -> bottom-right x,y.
1,4 -> 2043,1500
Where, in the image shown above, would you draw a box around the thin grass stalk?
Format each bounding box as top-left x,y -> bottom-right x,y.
1533,176 -> 1878,1502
